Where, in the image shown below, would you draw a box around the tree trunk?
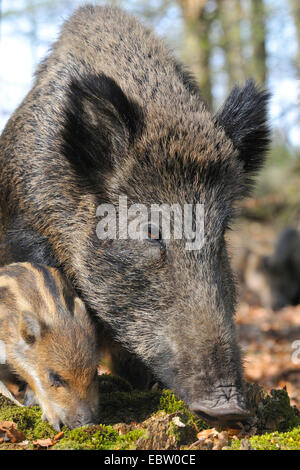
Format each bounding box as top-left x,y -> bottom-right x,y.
218,0 -> 246,88
250,0 -> 267,85
290,0 -> 300,70
179,0 -> 213,108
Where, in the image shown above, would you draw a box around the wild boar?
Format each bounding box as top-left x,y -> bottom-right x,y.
262,227 -> 300,310
0,6 -> 270,423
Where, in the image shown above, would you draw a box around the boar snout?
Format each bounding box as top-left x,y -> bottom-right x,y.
190,385 -> 249,424
65,403 -> 98,430
42,403 -> 97,431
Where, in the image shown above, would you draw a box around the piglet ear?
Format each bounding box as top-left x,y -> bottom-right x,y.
73,297 -> 89,325
19,312 -> 44,345
214,79 -> 271,174
74,297 -> 86,315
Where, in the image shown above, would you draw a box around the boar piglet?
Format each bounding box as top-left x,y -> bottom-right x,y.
0,262 -> 99,430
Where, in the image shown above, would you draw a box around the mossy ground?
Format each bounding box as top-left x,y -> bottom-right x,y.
0,377 -> 299,450
231,427 -> 300,450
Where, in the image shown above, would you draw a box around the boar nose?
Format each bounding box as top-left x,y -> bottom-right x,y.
190,403 -> 250,422
189,387 -> 250,423
67,403 -> 98,429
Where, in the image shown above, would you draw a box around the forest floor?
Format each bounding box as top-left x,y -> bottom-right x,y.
237,302 -> 300,410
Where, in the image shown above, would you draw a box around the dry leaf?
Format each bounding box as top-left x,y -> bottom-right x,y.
0,421 -> 24,443
33,438 -> 55,448
196,428 -> 216,440
53,431 -> 64,441
224,427 -> 242,438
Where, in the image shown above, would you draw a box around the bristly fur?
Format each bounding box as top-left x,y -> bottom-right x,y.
62,74 -> 144,180
263,228 -> 300,310
0,5 -> 270,421
214,79 -> 271,175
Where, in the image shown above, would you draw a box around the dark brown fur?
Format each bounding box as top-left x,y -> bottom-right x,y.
0,6 -> 270,422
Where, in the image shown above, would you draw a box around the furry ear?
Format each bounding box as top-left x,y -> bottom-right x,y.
62,73 -> 144,180
214,79 -> 271,174
19,312 -> 44,345
73,297 -> 93,329
73,297 -> 87,318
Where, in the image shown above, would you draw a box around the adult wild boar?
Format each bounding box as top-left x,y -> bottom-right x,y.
263,228 -> 300,310
0,5 -> 270,423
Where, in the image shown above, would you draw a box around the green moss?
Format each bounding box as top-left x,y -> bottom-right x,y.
116,429 -> 148,450
0,395 -> 15,408
231,427 -> 300,450
0,402 -> 55,440
54,424 -> 146,450
230,439 -> 242,450
159,390 -> 186,414
98,374 -> 133,393
260,389 -> 300,432
54,425 -> 118,450
246,385 -> 300,433
159,390 -> 207,432
98,389 -> 161,424
167,414 -> 197,446
250,427 -> 300,450
95,374 -> 160,424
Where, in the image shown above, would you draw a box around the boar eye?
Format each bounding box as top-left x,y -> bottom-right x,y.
49,371 -> 65,388
140,223 -> 165,252
146,224 -> 161,242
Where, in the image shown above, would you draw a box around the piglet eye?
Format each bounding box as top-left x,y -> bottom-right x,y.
49,371 -> 64,388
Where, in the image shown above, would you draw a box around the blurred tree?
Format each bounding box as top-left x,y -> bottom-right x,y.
2,1 -> 55,18
27,0 -> 38,65
0,0 -> 2,42
217,0 -> 246,87
290,0 -> 300,70
250,0 -> 267,85
179,0 -> 214,108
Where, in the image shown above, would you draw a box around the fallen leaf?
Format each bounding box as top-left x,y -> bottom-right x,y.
225,427 -> 243,438
53,431 -> 64,441
0,421 -> 24,443
196,428 -> 216,440
33,438 -> 55,448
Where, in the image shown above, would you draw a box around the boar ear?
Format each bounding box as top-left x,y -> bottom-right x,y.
62,73 -> 144,180
19,312 -> 44,345
214,79 -> 271,175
